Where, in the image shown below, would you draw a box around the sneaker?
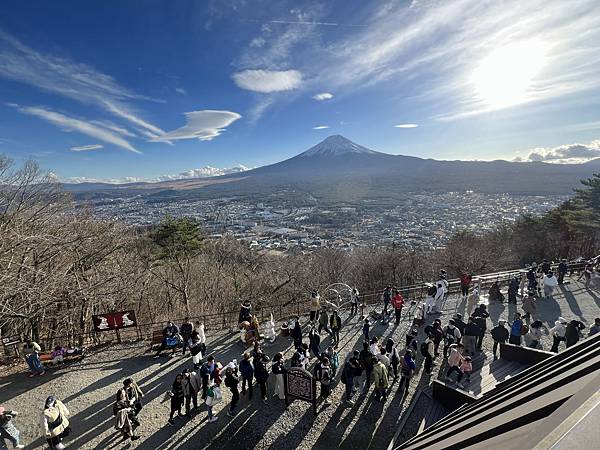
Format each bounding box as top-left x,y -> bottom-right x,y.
208,416 -> 218,423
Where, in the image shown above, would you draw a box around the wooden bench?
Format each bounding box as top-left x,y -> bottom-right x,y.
39,349 -> 86,367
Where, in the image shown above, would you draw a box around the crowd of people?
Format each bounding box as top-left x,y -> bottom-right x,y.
3,258 -> 599,449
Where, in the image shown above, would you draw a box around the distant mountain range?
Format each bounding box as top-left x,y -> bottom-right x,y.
65,135 -> 600,204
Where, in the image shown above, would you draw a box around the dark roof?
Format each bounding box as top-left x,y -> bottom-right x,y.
398,333 -> 600,450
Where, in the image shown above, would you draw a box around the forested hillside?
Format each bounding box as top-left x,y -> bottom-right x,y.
1,156 -> 598,348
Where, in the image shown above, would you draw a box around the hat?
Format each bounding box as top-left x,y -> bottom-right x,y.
559,317 -> 567,324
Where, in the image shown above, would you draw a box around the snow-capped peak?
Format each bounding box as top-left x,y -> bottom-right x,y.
300,135 -> 378,157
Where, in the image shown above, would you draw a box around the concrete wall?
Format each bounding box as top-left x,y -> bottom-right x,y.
500,342 -> 554,366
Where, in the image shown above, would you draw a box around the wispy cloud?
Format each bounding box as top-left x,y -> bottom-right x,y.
0,29 -> 164,143
232,69 -> 302,93
395,123 -> 418,128
175,87 -> 187,95
153,110 -> 242,142
313,92 -> 333,101
516,139 -> 600,164
70,144 -> 104,152
18,106 -> 140,153
313,125 -> 330,130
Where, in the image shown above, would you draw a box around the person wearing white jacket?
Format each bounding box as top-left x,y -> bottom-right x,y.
550,317 -> 567,352
543,271 -> 559,299
433,280 -> 446,314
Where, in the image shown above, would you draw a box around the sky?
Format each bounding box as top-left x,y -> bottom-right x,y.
1,0 -> 600,183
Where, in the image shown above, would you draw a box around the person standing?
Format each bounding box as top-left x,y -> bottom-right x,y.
557,259 -> 568,285
359,342 -> 374,394
362,318 -> 370,343
291,318 -> 303,349
324,346 -> 339,377
472,305 -> 489,352
253,350 -> 270,403
168,374 -> 185,425
431,319 -> 444,356
350,288 -> 359,316
341,358 -> 359,405
0,407 -> 25,449
542,271 -> 558,299
522,293 -> 537,325
314,357 -> 333,406
460,273 -> 472,300
382,286 -> 392,316
565,320 -> 585,348
550,317 -> 568,352
224,366 -> 240,417
308,327 -> 321,359
463,318 -> 480,355
421,333 -> 435,375
271,353 -> 286,400
309,291 -> 321,323
424,284 -> 437,316
200,355 -> 216,400
490,320 -> 509,359
239,352 -> 254,400
433,281 -> 446,314
509,314 -> 524,346
318,308 -> 331,336
180,318 -> 194,356
114,390 -> 140,441
391,290 -> 405,326
527,321 -> 545,349
371,356 -> 389,402
398,350 -> 416,397
330,310 -> 342,347
508,276 -> 519,304
181,369 -> 199,418
445,344 -> 463,383
42,397 -> 70,450
466,285 -> 480,316
589,318 -> 600,336
119,378 -> 144,427
457,356 -> 473,389
22,339 -> 45,377
443,320 -> 462,358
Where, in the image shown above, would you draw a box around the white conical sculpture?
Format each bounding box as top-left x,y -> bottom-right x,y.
264,313 -> 276,343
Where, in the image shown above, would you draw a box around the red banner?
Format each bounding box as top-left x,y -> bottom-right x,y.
92,310 -> 137,332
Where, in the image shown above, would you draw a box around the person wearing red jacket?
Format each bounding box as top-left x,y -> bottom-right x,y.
460,273 -> 472,299
391,290 -> 405,326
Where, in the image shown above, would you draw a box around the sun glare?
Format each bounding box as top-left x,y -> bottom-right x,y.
472,40 -> 548,108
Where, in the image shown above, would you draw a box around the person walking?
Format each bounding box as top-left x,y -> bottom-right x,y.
550,317 -> 568,352
0,406 -> 25,449
382,286 -> 392,316
239,352 -> 254,400
314,357 -> 333,406
168,374 -> 185,425
271,353 -> 286,400
330,310 -> 342,347
22,339 -> 45,377
119,378 -> 144,428
42,397 -> 70,450
430,319 -> 444,356
445,344 -> 464,383
362,318 -> 371,342
527,321 -> 545,349
391,290 -> 405,326
371,356 -> 389,402
509,314 -> 524,346
200,356 -> 216,400
324,346 -> 339,377
421,333 -> 435,375
113,389 -> 140,441
224,365 -> 240,417
557,259 -> 568,285
490,320 -> 509,359
291,318 -> 303,349
398,350 -> 416,397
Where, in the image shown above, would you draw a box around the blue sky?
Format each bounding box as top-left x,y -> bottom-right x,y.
1,0 -> 599,182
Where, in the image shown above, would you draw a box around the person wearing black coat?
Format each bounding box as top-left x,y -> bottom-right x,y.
224,367 -> 240,417
291,319 -> 303,349
168,374 -> 185,425
308,328 -> 321,359
565,320 -> 585,348
473,305 -> 489,351
239,352 -> 254,399
453,314 -> 467,335
253,351 -> 270,402
463,318 -> 480,355
490,320 -> 509,359
508,277 -> 519,304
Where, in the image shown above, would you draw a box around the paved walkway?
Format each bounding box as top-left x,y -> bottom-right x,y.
0,278 -> 598,450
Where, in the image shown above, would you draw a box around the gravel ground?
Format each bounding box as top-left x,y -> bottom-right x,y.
1,277 -> 598,450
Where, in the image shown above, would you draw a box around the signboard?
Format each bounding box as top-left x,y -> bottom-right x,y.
284,367 -> 317,414
1,335 -> 21,347
92,310 -> 137,332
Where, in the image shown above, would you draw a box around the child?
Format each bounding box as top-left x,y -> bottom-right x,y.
363,318 -> 370,342
51,346 -> 65,365
458,356 -> 472,389
324,346 -> 339,377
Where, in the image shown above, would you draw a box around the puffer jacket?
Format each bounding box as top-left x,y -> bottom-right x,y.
371,361 -> 389,389
551,321 -> 566,338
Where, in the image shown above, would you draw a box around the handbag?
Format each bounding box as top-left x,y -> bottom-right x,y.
213,386 -> 223,401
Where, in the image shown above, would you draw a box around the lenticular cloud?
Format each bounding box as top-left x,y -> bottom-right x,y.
154,110 -> 242,142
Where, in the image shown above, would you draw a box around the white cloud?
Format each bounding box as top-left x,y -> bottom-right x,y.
153,110 -> 242,142
517,140 -> 600,164
313,125 -> 330,130
0,29 -> 164,140
250,37 -> 266,48
313,92 -> 333,101
395,123 -> 418,128
175,87 -> 187,95
232,69 -> 302,93
18,106 -> 140,153
63,165 -> 250,184
70,144 -> 104,152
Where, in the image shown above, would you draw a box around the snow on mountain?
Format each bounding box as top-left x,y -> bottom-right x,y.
299,135 -> 379,157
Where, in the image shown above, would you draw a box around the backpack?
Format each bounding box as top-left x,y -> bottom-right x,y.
420,342 -> 429,357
